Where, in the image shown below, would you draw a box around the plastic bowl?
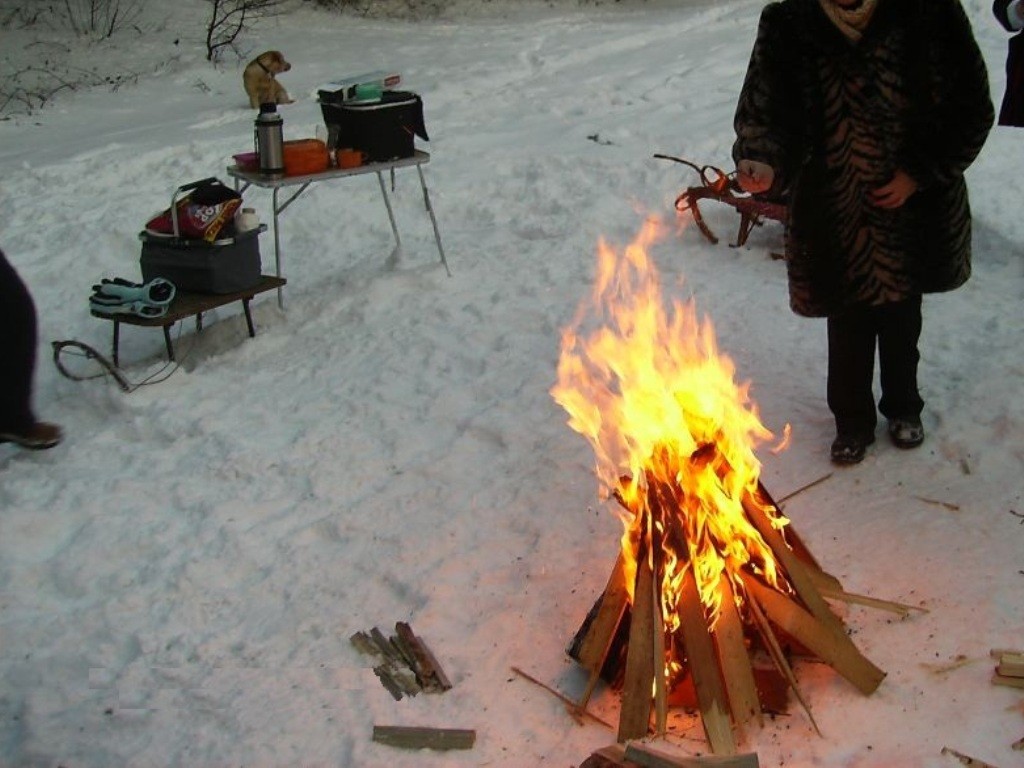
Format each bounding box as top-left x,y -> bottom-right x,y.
232,151 -> 258,170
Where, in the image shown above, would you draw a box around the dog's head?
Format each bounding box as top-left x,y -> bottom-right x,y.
256,50 -> 291,75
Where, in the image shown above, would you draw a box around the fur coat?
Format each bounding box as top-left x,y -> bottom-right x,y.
733,0 -> 994,318
993,0 -> 1024,125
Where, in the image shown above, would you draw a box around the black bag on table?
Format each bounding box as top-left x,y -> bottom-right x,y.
319,90 -> 429,163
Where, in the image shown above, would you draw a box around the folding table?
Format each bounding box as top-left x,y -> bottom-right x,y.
227,150 -> 449,308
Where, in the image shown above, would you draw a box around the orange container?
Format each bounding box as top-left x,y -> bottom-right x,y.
335,147 -> 368,169
283,139 -> 330,176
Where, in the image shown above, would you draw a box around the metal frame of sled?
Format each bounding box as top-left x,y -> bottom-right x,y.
677,185 -> 788,249
655,154 -> 788,251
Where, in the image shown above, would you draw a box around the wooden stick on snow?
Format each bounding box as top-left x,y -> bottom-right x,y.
510,666 -> 615,730
817,586 -> 928,617
372,725 -> 476,751
775,472 -> 833,505
394,621 -> 452,691
939,746 -> 1002,768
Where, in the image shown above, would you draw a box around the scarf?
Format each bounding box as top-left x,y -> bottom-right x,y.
818,0 -> 879,42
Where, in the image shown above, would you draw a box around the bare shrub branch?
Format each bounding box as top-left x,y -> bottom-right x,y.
1,4 -> 52,28
302,0 -> 447,18
0,63 -> 138,118
57,0 -> 145,38
204,0 -> 286,63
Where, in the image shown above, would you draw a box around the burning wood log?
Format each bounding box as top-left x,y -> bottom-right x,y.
743,582 -> 819,734
618,538 -> 659,743
574,551 -> 631,710
569,460 -> 888,747
741,576 -> 884,695
712,578 -> 761,731
751,485 -> 841,592
742,490 -> 848,643
567,459 -> 904,746
552,221 -> 908,754
675,566 -> 736,755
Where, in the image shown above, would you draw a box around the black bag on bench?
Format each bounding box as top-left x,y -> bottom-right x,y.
139,177 -> 264,294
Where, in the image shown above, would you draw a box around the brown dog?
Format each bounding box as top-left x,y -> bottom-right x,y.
243,50 -> 294,109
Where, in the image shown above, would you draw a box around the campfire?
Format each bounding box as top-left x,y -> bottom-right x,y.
551,219 -> 902,755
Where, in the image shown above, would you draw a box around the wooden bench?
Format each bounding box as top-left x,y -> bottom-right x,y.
91,275 -> 285,366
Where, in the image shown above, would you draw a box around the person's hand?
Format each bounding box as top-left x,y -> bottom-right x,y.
869,169 -> 918,209
736,159 -> 775,194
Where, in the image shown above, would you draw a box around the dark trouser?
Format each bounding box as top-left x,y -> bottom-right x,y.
0,248 -> 39,433
826,296 -> 924,438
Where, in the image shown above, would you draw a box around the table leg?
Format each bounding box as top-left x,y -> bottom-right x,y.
416,164 -> 451,277
376,171 -> 402,250
162,324 -> 175,362
272,187 -> 284,309
242,297 -> 256,337
112,321 -> 121,368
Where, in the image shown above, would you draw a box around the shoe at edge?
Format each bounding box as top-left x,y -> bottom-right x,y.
0,422 -> 63,450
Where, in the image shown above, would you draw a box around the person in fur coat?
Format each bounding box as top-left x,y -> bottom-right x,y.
732,0 -> 993,465
993,0 -> 1024,125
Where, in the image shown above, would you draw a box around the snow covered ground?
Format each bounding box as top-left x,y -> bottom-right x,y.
0,0 -> 1021,765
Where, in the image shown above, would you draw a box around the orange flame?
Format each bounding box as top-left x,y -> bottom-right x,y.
552,218 -> 790,633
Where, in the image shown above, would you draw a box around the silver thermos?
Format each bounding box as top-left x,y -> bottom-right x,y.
254,103 -> 284,176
